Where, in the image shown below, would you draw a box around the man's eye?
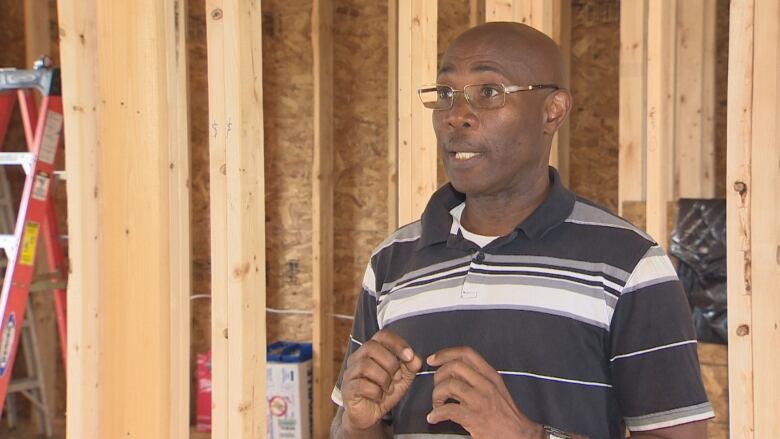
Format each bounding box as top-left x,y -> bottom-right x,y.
481,86 -> 500,98
437,88 -> 453,99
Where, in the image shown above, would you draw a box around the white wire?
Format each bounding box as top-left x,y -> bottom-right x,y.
189,295 -> 354,320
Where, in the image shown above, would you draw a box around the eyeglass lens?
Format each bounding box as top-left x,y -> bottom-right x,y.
418,84 -> 506,110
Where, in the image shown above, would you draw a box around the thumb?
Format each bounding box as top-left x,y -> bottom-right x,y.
400,353 -> 423,381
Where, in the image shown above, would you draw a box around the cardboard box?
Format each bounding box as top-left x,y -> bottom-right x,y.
266,342 -> 313,439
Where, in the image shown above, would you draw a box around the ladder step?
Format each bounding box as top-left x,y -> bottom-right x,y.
0,152 -> 35,167
7,377 -> 40,393
53,170 -> 66,180
0,233 -> 17,250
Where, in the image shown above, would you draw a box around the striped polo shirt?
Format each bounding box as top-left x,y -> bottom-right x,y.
333,168 -> 713,438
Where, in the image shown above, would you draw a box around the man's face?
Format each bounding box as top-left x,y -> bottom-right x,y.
433,40 -> 551,197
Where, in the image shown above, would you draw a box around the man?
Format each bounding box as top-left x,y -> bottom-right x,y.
330,22 -> 713,438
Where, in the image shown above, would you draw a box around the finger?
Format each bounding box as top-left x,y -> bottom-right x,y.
432,359 -> 491,389
428,346 -> 503,388
372,329 -> 415,363
351,357 -> 394,391
432,377 -> 474,408
427,403 -> 465,425
358,339 -> 402,377
348,378 -> 384,403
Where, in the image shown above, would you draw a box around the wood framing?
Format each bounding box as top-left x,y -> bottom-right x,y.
674,0 -> 716,199
618,0 -> 647,215
727,0 -> 780,436
62,0 -> 192,436
397,0 -> 438,225
206,1 -> 267,437
312,0 -> 335,437
484,0 -> 571,184
388,0 -> 399,233
56,0 -> 100,436
164,0 -> 192,437
645,0 -> 675,250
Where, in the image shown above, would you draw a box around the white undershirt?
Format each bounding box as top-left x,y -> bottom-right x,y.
449,202 -> 499,248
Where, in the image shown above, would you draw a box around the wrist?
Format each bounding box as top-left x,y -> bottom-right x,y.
340,415 -> 383,439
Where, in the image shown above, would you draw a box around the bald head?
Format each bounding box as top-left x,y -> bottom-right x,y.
441,22 -> 564,87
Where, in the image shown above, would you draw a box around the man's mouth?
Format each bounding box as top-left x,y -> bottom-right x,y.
452,151 -> 482,160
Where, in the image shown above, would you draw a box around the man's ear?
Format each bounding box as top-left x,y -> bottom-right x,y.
543,89 -> 572,135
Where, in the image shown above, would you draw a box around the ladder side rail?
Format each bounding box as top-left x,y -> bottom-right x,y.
0,95 -> 63,415
17,90 -> 38,149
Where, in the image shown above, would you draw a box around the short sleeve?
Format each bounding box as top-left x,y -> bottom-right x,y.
609,245 -> 715,432
331,263 -> 381,407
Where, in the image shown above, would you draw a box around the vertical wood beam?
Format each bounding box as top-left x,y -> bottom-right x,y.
91,0 -> 191,436
740,0 -> 780,436
618,0 -> 647,215
23,0 -> 51,67
206,1 -> 267,437
164,0 -> 192,437
312,0 -> 334,437
397,0 -> 438,225
57,0 -> 100,436
674,0 -> 716,199
388,0 -> 399,233
645,0 -> 676,250
484,0 -> 571,185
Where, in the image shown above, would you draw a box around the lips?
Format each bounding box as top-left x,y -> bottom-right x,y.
453,151 -> 481,160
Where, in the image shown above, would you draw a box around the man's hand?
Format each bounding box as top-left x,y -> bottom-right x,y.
341,330 -> 423,433
426,346 -> 544,439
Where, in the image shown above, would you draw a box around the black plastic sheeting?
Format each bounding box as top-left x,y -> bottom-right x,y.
670,199 -> 727,345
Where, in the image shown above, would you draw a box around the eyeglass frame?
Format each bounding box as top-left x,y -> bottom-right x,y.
417,83 -> 560,110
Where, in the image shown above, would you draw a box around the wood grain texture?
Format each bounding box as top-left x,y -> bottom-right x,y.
206,0 -> 267,436
56,0 -> 100,436
725,0 -> 755,437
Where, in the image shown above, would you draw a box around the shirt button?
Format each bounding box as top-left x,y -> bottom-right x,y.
474,251 -> 485,263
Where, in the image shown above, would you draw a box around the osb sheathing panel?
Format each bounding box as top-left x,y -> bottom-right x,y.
436,0 -> 472,187
569,0 -> 620,213
187,0 -> 211,421
713,0 -> 728,198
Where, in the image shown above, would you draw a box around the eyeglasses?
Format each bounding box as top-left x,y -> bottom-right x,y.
417,83 -> 559,110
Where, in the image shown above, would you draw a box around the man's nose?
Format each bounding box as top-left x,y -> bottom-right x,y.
444,93 -> 478,129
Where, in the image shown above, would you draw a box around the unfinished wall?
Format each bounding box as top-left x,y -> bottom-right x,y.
331,0 -> 392,373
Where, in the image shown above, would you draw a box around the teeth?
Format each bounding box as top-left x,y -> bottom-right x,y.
454,152 -> 479,160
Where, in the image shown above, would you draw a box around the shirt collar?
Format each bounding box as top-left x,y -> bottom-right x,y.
415,167 -> 575,250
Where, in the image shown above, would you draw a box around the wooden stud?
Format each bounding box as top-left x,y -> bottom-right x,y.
56,0 -> 100,436
746,0 -> 780,436
91,0 -> 191,435
397,0 -> 438,226
164,0 -> 192,437
388,0 -> 399,233
206,1 -> 267,437
312,0 -> 335,437
645,0 -> 676,250
674,0 -> 716,199
484,0 -> 571,185
618,0 -> 647,214
726,1 -> 755,437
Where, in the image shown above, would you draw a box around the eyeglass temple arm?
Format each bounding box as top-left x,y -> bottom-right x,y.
505,84 -> 559,93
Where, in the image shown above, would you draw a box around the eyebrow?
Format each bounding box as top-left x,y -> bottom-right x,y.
437,63 -> 507,77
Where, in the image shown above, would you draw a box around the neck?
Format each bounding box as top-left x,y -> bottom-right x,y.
460,171 -> 551,236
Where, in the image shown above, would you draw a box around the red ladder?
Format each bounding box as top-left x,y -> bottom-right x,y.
0,66 -> 67,416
